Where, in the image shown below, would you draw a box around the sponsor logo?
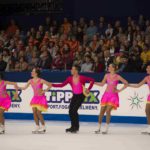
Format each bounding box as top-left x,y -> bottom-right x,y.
128,92 -> 143,109
7,89 -> 22,102
47,90 -> 100,104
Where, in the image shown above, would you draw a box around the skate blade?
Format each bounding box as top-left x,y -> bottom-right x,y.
71,131 -> 78,134
95,131 -> 101,134
141,132 -> 148,135
66,130 -> 78,134
0,131 -> 5,134
32,131 -> 39,134
102,131 -> 108,135
37,130 -> 46,134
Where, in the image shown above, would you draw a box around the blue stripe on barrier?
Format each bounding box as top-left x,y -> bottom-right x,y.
4,113 -> 147,124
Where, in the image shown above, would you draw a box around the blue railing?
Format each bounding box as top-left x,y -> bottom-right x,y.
4,71 -> 147,83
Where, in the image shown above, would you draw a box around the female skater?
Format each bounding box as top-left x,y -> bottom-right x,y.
0,72 -> 18,134
129,64 -> 150,134
95,63 -> 128,134
18,68 -> 51,134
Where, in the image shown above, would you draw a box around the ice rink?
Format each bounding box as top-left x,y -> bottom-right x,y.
0,120 -> 150,150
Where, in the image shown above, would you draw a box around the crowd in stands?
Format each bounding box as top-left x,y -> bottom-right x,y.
0,15 -> 150,73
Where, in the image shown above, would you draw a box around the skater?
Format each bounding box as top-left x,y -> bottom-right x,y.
0,72 -> 18,134
95,63 -> 128,134
17,68 -> 51,134
129,63 -> 150,134
52,65 -> 95,133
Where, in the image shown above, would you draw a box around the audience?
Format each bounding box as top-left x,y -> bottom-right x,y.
0,15 -> 150,73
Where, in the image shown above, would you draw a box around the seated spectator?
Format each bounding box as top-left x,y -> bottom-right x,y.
0,54 -> 7,71
28,51 -> 39,70
92,56 -> 103,72
2,49 -> 10,71
62,18 -> 72,35
63,51 -> 73,70
76,27 -> 84,43
97,22 -> 106,37
6,19 -> 19,36
140,44 -> 150,69
14,56 -> 28,72
37,51 -> 52,69
117,56 -> 131,72
81,55 -> 93,72
89,35 -> 100,52
52,52 -> 64,70
103,50 -> 113,71
86,20 -> 97,41
105,23 -> 113,39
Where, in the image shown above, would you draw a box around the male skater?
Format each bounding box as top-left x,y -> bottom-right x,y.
52,65 -> 95,133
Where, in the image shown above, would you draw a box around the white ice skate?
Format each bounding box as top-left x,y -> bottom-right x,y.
95,129 -> 101,134
0,125 -> 5,134
141,126 -> 150,135
32,126 -> 40,134
37,126 -> 46,134
102,124 -> 109,134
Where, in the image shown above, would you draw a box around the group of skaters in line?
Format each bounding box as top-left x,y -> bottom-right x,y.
0,63 -> 150,135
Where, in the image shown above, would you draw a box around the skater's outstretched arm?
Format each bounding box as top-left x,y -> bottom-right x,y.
117,75 -> 128,92
95,75 -> 107,87
17,80 -> 31,90
52,77 -> 70,88
84,76 -> 95,91
5,81 -> 18,99
129,78 -> 146,88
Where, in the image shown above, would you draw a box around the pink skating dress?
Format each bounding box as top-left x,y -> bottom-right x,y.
0,80 -> 11,111
101,74 -> 119,110
30,79 -> 48,112
145,76 -> 150,104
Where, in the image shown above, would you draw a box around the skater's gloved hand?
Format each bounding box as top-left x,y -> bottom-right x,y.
83,86 -> 90,97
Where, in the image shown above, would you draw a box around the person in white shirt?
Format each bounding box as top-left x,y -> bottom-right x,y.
81,55 -> 93,72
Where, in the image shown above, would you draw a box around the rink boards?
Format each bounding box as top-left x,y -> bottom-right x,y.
5,83 -> 149,124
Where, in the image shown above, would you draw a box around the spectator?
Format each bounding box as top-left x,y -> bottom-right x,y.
37,51 -> 52,69
89,35 -> 100,52
103,50 -> 113,71
105,24 -> 113,39
2,49 -> 10,71
97,22 -> 106,37
92,56 -> 103,72
62,18 -> 72,35
0,54 -> 7,71
6,19 -> 19,36
117,56 -> 131,72
15,56 -> 28,72
140,44 -> 150,69
52,52 -> 64,70
86,20 -> 97,41
81,55 -> 93,72
28,51 -> 39,70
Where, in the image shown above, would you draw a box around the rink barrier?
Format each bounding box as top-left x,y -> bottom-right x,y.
3,71 -> 148,124
4,71 -> 146,83
5,113 -> 147,124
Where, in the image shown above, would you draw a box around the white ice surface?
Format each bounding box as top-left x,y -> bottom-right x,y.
0,120 -> 150,150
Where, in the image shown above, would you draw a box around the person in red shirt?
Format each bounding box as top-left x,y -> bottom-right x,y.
52,65 -> 95,133
6,19 -> 19,36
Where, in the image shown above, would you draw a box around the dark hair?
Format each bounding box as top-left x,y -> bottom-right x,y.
146,62 -> 150,67
72,64 -> 81,72
0,72 -> 4,80
33,67 -> 41,77
109,63 -> 118,70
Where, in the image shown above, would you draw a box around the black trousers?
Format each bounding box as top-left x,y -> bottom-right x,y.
69,93 -> 85,130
